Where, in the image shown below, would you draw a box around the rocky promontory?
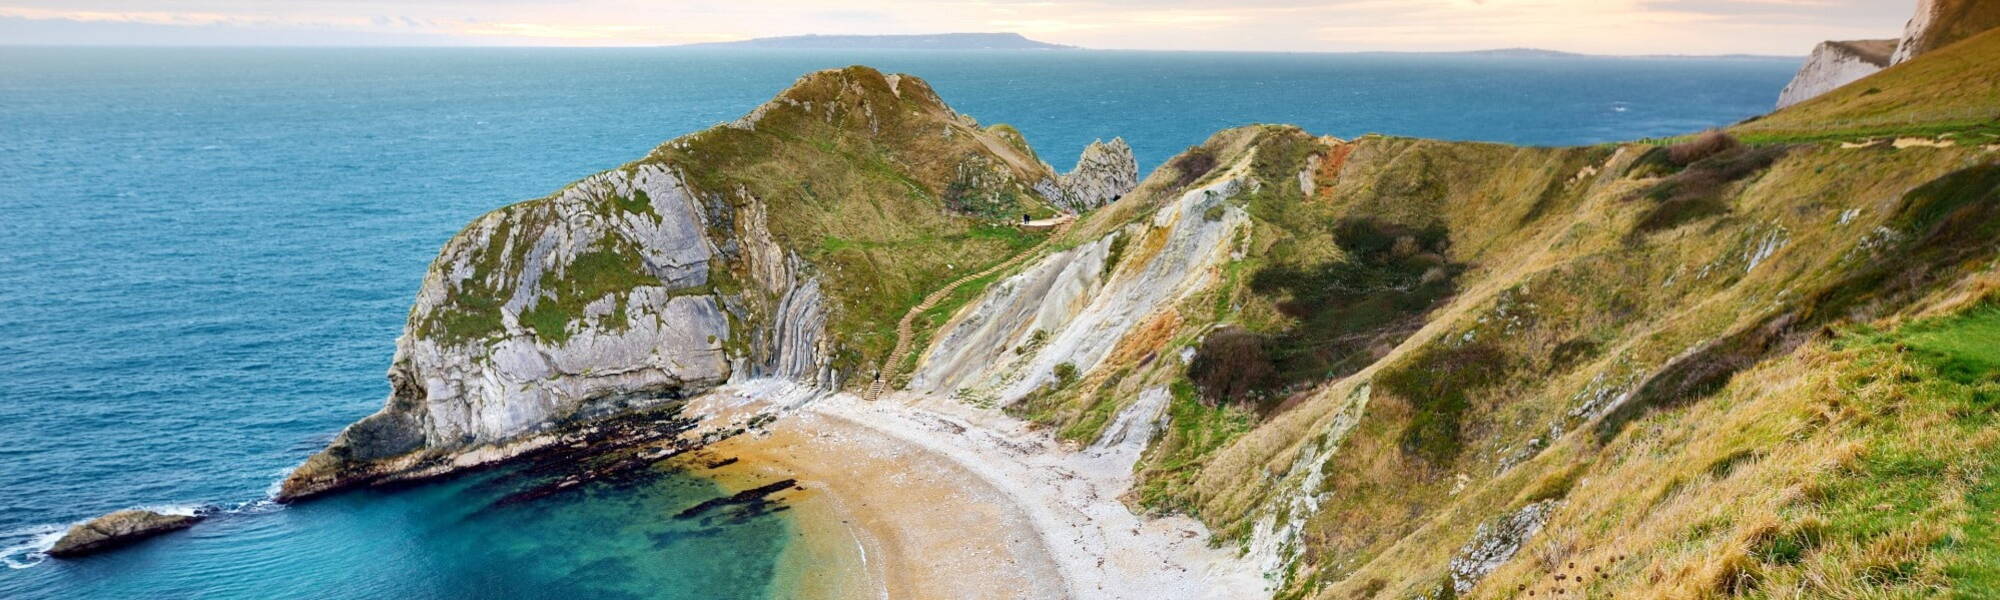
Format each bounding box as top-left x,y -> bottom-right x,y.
278,66 -> 1073,502
46,509 -> 204,558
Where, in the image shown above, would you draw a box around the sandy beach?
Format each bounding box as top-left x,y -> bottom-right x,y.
681,382 -> 1266,599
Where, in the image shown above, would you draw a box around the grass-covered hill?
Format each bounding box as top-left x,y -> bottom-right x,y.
927,35 -> 2000,599
1737,27 -> 2000,144
1893,0 -> 2000,63
282,66 -> 1077,499
415,66 -> 1062,376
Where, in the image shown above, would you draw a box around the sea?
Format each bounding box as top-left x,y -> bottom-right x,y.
0,46 -> 1799,599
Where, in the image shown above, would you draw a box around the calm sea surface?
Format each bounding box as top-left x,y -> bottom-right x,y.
0,47 -> 1799,598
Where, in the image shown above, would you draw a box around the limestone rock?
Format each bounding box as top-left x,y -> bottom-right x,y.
1036,138 -> 1139,212
46,509 -> 204,558
1775,40 -> 1895,109
278,164 -> 829,502
1892,0 -> 2000,64
1448,500 -> 1556,594
912,175 -> 1246,402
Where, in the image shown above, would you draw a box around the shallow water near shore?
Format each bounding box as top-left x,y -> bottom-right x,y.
0,464 -> 795,599
0,46 -> 1795,596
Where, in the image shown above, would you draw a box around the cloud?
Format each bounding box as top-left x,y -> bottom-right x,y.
0,0 -> 1917,53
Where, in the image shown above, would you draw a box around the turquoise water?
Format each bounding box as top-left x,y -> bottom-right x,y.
0,47 -> 1799,598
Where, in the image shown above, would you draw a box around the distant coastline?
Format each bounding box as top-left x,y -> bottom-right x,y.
669,34 -> 1797,60
676,32 -> 1075,50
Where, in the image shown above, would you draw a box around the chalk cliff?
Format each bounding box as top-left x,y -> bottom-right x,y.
1892,0 -> 2000,64
279,66 -> 1065,500
1774,39 -> 1894,109
283,22 -> 2000,598
1779,0 -> 2000,108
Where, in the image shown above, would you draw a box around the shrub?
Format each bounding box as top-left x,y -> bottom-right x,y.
1187,326 -> 1277,407
1170,147 -> 1219,188
1378,341 -> 1510,464
1667,130 -> 1742,166
1102,233 -> 1128,279
1248,218 -> 1462,388
1629,144 -> 1789,237
1052,362 -> 1080,387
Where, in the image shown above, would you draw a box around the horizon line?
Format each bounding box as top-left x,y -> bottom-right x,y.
0,43 -> 1808,60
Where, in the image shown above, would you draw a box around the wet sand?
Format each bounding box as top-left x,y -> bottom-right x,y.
681,384 -> 1265,599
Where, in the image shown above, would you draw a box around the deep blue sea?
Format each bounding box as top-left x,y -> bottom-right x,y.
0,46 -> 1798,598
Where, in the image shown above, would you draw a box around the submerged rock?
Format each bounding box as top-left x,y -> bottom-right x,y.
46,509 -> 205,558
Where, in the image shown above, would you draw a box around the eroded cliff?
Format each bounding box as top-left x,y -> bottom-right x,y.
875,59 -> 2000,599
1774,40 -> 1894,109
288,33 -> 2000,600
281,66 -> 1071,500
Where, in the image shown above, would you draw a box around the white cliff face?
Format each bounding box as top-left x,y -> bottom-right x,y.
398,165 -> 730,449
911,175 -> 1247,404
1891,0 -> 2000,64
1775,40 -> 1895,109
1893,0 -> 1942,64
281,163 -> 830,499
1036,138 -> 1140,213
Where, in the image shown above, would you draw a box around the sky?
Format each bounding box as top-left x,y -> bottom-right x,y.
0,1 -> 1915,55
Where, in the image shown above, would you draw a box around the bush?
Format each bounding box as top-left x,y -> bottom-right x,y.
1248,218 -> 1462,387
1378,341 -> 1510,464
1052,362 -> 1080,387
1170,147 -> 1219,188
1629,144 -> 1788,237
1187,326 -> 1277,407
1667,130 -> 1742,166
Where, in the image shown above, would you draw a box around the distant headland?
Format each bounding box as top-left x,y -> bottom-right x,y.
677,32 -> 1076,50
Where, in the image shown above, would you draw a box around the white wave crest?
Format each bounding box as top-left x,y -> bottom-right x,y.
1,524 -> 66,569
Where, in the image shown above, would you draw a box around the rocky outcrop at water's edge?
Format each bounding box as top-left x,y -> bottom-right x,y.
46,509 -> 206,558
277,163 -> 830,501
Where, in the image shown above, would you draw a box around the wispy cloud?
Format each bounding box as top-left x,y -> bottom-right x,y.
0,0 -> 1916,53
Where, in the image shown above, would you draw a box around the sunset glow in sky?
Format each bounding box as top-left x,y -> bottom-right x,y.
0,1 -> 1914,55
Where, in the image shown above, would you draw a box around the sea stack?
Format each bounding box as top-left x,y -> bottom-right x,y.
46,509 -> 204,558
1037,138 -> 1140,212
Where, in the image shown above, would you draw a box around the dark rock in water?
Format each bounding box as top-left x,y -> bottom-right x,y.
46,509 -> 205,558
486,407 -> 708,508
674,479 -> 797,520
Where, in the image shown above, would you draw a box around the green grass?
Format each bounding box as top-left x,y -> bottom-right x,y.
896,268 -> 1011,378
1798,304 -> 2000,596
1378,341 -> 1510,464
613,189 -> 656,217
517,235 -> 657,344
1137,379 -> 1256,512
1733,28 -> 2000,144
628,66 -> 1065,378
1896,303 -> 2000,384
1950,458 -> 2000,599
